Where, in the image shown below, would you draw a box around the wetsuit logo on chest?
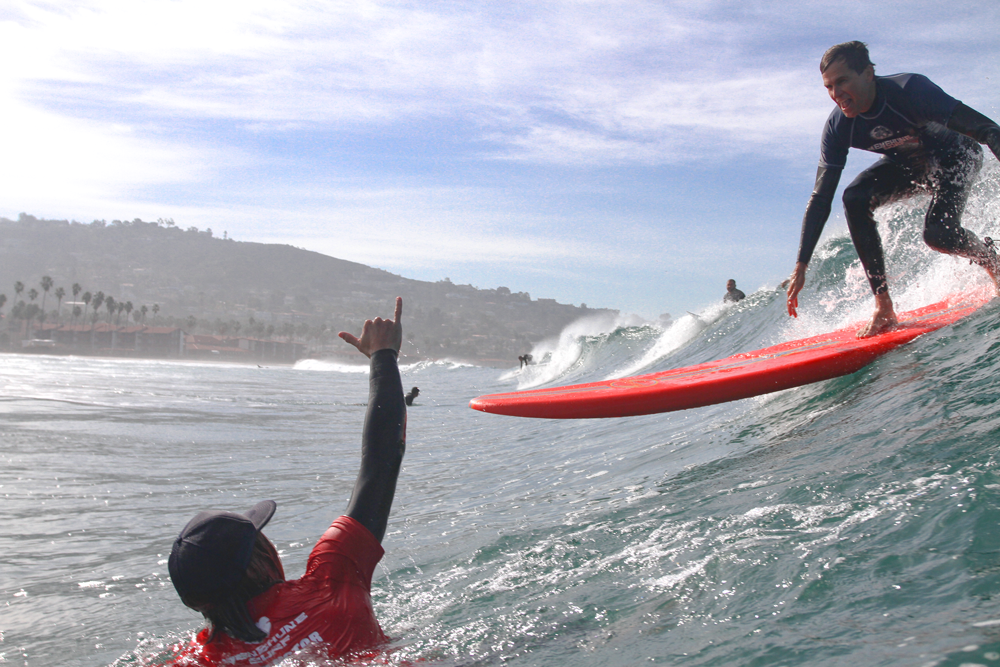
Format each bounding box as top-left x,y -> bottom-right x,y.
870,126 -> 893,140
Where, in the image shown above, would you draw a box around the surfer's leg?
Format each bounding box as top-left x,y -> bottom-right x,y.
843,159 -> 915,337
842,158 -> 918,296
921,148 -> 999,287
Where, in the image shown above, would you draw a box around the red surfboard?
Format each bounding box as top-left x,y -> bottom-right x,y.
470,289 -> 994,419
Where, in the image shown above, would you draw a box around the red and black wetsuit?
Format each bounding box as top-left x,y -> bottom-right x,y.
169,349 -> 406,666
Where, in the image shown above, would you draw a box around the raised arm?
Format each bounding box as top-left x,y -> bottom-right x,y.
339,297 -> 406,543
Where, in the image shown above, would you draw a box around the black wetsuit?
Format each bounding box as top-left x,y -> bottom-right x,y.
796,73 -> 1000,295
724,288 -> 745,303
345,349 -> 406,543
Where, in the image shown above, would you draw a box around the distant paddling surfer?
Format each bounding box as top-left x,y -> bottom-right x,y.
164,298 -> 405,666
404,386 -> 419,406
724,279 -> 745,303
786,41 -> 1000,337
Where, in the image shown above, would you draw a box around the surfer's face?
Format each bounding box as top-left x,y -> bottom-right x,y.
822,58 -> 875,118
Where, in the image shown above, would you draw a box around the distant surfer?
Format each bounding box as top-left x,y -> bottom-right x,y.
786,41 -> 1000,337
404,386 -> 419,405
519,354 -> 533,368
164,298 -> 406,665
723,279 -> 745,303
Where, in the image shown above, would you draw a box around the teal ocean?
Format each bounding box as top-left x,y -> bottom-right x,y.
5,187 -> 1000,666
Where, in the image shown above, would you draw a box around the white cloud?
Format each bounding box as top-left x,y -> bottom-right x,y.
0,0 -> 851,164
0,89 -> 211,209
8,0 -> 997,175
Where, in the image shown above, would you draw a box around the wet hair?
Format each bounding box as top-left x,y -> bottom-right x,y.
202,532 -> 284,643
820,41 -> 874,75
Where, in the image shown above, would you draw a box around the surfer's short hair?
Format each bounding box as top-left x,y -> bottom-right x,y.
820,41 -> 874,75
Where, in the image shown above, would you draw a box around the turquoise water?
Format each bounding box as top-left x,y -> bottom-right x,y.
5,181 -> 1000,666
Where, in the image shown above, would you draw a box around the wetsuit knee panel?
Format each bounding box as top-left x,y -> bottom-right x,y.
923,223 -> 965,253
841,183 -> 876,222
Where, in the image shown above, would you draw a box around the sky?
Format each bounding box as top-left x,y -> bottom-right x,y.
2,1 -> 999,320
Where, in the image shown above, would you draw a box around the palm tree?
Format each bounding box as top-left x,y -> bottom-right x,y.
54,286 -> 66,321
27,289 -> 38,333
24,303 -> 41,334
152,304 -> 160,322
39,276 -> 53,315
140,304 -> 148,323
116,302 -> 125,325
105,296 -> 116,323
124,301 -> 133,325
14,281 -> 24,300
72,283 -> 81,304
81,292 -> 92,323
91,293 -> 105,331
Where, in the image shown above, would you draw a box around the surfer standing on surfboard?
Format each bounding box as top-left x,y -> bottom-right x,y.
786,41 -> 1000,337
164,298 -> 405,666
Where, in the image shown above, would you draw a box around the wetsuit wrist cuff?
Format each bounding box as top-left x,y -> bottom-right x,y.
371,348 -> 399,363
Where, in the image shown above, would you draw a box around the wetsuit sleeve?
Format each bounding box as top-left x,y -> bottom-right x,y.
902,74 -> 960,125
796,165 -> 842,266
345,348 -> 406,543
947,102 -> 1000,161
819,109 -> 850,169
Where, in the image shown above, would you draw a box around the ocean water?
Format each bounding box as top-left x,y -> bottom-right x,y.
5,171 -> 1000,667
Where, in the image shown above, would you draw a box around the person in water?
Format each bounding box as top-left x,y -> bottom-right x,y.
166,298 -> 406,666
404,386 -> 419,406
724,279 -> 745,303
786,41 -> 1000,337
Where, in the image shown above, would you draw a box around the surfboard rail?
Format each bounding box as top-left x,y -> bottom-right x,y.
469,289 -> 993,419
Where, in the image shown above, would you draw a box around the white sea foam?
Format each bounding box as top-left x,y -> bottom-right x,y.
292,358 -> 369,373
607,303 -> 729,379
510,312 -> 648,389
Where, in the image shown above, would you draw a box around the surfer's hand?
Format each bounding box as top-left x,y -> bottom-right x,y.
339,297 -> 403,358
786,263 -> 807,318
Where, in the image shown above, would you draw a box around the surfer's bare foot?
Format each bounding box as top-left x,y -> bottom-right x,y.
857,292 -> 898,338
980,237 -> 1000,292
986,266 -> 1000,292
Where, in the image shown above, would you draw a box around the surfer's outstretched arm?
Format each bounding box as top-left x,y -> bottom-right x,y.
339,297 -> 406,543
788,167 -> 843,317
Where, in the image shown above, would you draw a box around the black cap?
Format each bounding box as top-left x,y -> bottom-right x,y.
168,500 -> 276,608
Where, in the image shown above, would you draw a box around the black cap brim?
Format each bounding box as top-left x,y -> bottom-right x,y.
245,500 -> 276,530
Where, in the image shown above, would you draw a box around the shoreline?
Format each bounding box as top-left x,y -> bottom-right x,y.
0,348 -> 514,370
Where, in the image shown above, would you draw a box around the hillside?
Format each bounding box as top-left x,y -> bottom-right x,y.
0,214 -> 617,366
